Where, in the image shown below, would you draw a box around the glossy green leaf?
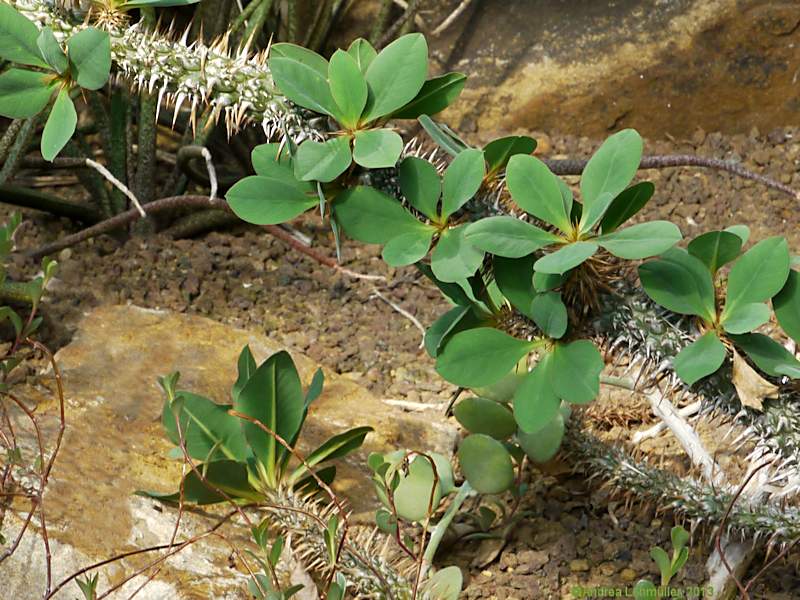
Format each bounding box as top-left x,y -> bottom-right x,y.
162,392 -> 251,462
458,434 -> 515,494
483,135 -> 537,175
534,241 -> 598,275
673,331 -> 727,385
650,547 -> 672,582
533,271 -> 566,292
687,230 -> 742,274
41,88 -> 76,161
724,236 -> 790,318
226,176 -> 316,225
516,410 -> 565,463
37,28 -> 67,74
431,224 -> 485,282
465,216 -> 560,258
66,27 -> 111,90
250,143 -> 312,188
289,426 -> 372,483
424,304 -> 486,358
505,154 -> 571,233
235,351 -> 305,479
381,227 -> 435,267
140,459 -> 258,505
398,157 -> 440,219
472,360 -> 528,403
531,292 -> 568,338
232,345 -> 257,404
599,181 -> 655,232
638,248 -> 716,320
304,368 -> 325,408
353,128 -> 403,168
633,580 -> 658,600
270,43 -> 328,75
454,397 -> 516,439
725,224 -> 750,245
346,38 -> 377,73
363,33 -> 428,120
513,354 -> 560,433
293,136 -> 352,182
551,340 -> 603,404
390,72 -> 466,119
580,129 -> 643,208
335,185 -> 423,244
0,3 -> 48,67
722,302 -> 771,334
419,565 -> 462,600
394,456 -> 442,522
597,220 -> 681,259
418,114 -> 468,156
441,148 -> 485,218
269,55 -> 337,116
328,49 -> 367,127
435,327 -> 534,387
730,333 -> 800,378
774,270 -> 800,344
493,254 -> 536,319
0,69 -> 53,118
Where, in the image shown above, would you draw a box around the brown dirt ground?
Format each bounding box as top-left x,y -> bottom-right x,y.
5,126 -> 800,598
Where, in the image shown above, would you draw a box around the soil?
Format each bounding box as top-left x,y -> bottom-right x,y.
5,125 -> 800,598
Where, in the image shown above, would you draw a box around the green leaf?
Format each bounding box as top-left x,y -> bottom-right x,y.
722,302 -> 771,334
0,3 -> 48,67
139,459 -> 258,505
334,185 -> 422,244
352,128 -> 403,168
597,220 -> 681,259
271,43 -> 329,75
533,271 -> 566,292
419,565 -> 462,600
454,397 -> 517,439
517,410 -> 565,463
671,525 -> 690,552
688,230 -> 742,274
398,157 -> 440,219
505,154 -> 571,233
431,225 -> 485,283
577,191 -> 615,234
289,426 -> 372,483
0,69 -> 53,118
441,148 -> 485,218
725,224 -> 750,245
493,254 -> 536,319
294,136 -> 352,182
390,72 -> 466,119
633,580 -> 658,600
534,241 -> 598,275
483,135 -> 537,175
232,345 -> 257,404
162,392 -> 251,462
226,176 -> 317,225
436,327 -> 534,387
66,28 -> 111,90
304,368 -> 324,408
394,456 -> 442,522
37,28 -> 67,74
346,38 -> 377,73
269,55 -> 337,116
464,216 -> 560,258
638,248 -> 716,320
599,181 -> 655,232
424,305 -> 470,358
673,331 -> 727,385
724,236 -> 790,319
235,351 -> 305,480
458,434 -> 514,494
41,88 -> 76,161
531,292 -> 568,338
363,33 -> 428,121
513,354 -> 560,433
650,547 -> 672,582
774,270 -> 800,344
730,333 -> 800,378
551,340 -> 603,404
580,129 -> 643,208
328,49 -> 367,127
418,114 -> 468,156
381,227 -> 435,267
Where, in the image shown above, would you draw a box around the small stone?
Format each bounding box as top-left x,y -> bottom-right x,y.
569,559 -> 589,572
621,568 -> 638,582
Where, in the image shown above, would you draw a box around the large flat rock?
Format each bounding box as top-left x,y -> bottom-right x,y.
1,305 -> 456,598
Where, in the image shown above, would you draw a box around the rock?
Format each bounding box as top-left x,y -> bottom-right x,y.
621,568 -> 638,582
569,559 -> 589,572
0,305 -> 457,598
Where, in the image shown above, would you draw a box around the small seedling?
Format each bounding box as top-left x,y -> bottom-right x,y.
633,525 -> 690,599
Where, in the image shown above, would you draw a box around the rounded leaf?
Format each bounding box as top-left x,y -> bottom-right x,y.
0,4 -> 49,68
722,302 -> 771,335
353,128 -> 403,169
774,270 -> 800,344
458,434 -> 515,494
687,230 -> 742,274
269,55 -> 338,116
441,148 -> 486,218
363,33 -> 428,121
41,88 -> 76,161
533,241 -> 598,275
334,185 -> 423,244
673,331 -> 727,385
454,397 -> 517,439
505,154 -> 571,233
294,137 -> 352,182
725,236 -> 790,316
346,38 -> 377,73
66,27 -> 111,90
226,176 -> 316,225
516,410 -> 565,463
580,129 -> 643,207
513,355 -> 560,433
393,456 -> 442,522
328,49 -> 367,127
435,328 -> 533,388
465,216 -> 560,258
638,248 -> 716,320
391,72 -> 466,119
483,135 -> 537,175
551,340 -> 603,404
599,181 -> 655,233
597,220 -> 681,260
398,157 -> 440,219
430,225 -> 485,283
381,227 -> 434,267
0,68 -> 53,119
